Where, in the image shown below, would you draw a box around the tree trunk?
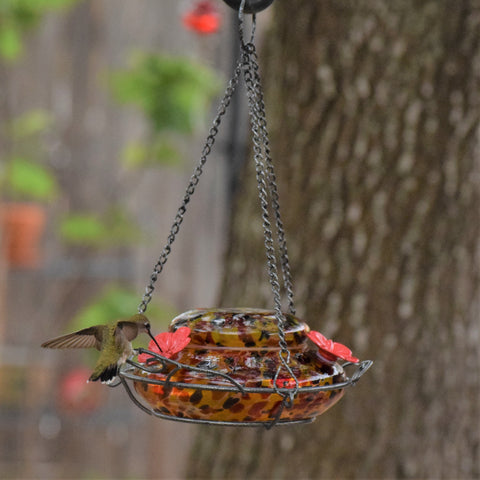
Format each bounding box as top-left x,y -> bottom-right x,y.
186,1 -> 480,478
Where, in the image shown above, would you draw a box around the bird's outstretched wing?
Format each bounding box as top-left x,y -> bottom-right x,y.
41,326 -> 103,350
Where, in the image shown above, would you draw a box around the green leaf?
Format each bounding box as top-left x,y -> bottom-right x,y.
0,0 -> 79,61
70,285 -> 177,333
110,53 -> 221,135
7,157 -> 57,201
122,138 -> 182,168
122,141 -> 148,168
151,137 -> 182,166
59,214 -> 107,247
106,207 -> 142,244
59,208 -> 141,248
9,109 -> 52,138
0,25 -> 22,60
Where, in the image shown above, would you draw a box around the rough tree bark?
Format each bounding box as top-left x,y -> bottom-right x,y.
186,1 -> 480,479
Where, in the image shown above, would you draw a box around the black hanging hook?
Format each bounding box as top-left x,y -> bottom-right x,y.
222,0 -> 274,14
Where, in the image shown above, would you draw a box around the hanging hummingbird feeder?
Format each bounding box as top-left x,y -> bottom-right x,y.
120,309 -> 371,427
116,0 -> 372,428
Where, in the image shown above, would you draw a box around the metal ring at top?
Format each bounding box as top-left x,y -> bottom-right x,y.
222,0 -> 274,14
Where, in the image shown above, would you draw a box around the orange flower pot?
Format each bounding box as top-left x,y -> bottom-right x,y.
0,203 -> 46,268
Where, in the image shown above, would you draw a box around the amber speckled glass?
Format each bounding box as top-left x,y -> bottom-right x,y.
133,309 -> 347,423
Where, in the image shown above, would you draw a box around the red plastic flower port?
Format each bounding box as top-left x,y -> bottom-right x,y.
138,327 -> 191,363
307,330 -> 359,363
182,1 -> 221,35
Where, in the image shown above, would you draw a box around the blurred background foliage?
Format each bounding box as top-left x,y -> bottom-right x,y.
1,0 -> 224,252
69,284 -> 176,333
0,0 -> 77,61
111,53 -> 221,135
110,52 -> 221,168
2,157 -> 58,202
58,208 -> 141,248
0,110 -> 58,202
0,2 -> 230,477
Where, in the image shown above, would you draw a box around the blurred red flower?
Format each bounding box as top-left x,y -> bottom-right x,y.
58,367 -> 104,414
182,1 -> 221,35
138,327 -> 191,362
307,330 -> 359,363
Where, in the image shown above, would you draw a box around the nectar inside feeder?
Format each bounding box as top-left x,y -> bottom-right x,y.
119,309 -> 372,427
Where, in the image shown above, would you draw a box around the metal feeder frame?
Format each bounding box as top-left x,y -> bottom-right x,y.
115,352 -> 372,428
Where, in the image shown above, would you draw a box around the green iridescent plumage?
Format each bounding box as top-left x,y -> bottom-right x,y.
42,314 -> 155,383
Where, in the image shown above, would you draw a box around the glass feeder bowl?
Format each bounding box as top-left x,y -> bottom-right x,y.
130,308 -> 353,425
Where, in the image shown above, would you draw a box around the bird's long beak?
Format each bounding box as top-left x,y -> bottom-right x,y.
146,325 -> 163,354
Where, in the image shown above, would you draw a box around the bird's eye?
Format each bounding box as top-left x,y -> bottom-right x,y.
144,321 -> 150,329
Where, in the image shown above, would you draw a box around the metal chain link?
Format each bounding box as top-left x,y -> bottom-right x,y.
238,7 -> 298,398
237,1 -> 295,316
138,62 -> 242,314
248,48 -> 296,316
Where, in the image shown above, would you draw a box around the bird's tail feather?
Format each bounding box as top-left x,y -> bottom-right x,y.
88,364 -> 118,384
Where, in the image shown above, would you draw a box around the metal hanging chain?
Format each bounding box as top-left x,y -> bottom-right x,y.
248,43 -> 296,316
238,3 -> 299,400
237,2 -> 295,317
139,1 -> 296,353
138,62 -> 242,314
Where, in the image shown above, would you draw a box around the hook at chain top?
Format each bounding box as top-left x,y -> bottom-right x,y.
223,0 -> 274,14
237,0 -> 257,47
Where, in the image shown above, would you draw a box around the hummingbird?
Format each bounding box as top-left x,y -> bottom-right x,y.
41,314 -> 159,383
